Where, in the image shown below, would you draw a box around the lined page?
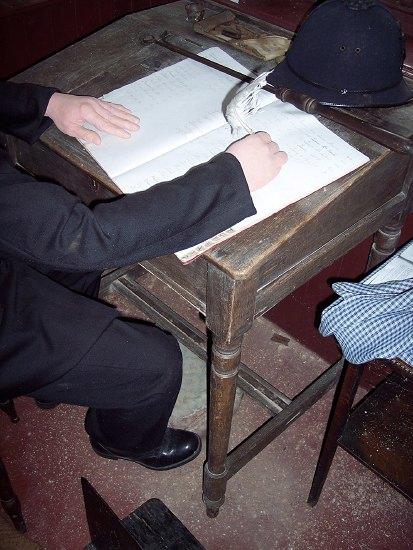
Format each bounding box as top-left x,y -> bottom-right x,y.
82,47 -> 273,179
112,99 -> 369,262
80,47 -> 370,263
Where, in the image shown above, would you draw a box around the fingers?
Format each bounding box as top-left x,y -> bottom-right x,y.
73,126 -> 102,145
255,132 -> 287,162
255,131 -> 272,143
268,141 -> 280,154
102,100 -> 134,115
98,101 -> 140,126
95,104 -> 140,132
81,101 -> 139,139
83,107 -> 131,139
95,117 -> 132,139
275,150 -> 288,165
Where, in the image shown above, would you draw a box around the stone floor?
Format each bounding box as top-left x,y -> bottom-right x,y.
1,316 -> 412,549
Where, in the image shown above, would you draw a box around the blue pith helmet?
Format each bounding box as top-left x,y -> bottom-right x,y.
267,0 -> 413,107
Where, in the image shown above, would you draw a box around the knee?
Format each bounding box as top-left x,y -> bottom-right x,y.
164,334 -> 183,393
148,328 -> 183,393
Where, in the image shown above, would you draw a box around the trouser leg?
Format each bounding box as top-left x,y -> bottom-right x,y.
45,269 -> 102,297
30,318 -> 182,454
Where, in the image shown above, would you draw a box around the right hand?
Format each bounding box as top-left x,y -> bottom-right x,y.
226,132 -> 288,192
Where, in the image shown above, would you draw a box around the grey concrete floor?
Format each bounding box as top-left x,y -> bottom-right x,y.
1,315 -> 412,549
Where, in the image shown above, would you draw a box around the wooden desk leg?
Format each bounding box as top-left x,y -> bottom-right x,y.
203,336 -> 242,517
366,214 -> 405,271
367,157 -> 413,271
203,265 -> 257,518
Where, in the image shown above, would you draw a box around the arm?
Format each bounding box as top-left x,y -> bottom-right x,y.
0,87 -> 286,269
0,82 -> 139,145
0,153 -> 256,272
0,82 -> 57,143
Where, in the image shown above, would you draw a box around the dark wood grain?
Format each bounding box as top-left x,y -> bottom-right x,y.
309,362 -> 413,506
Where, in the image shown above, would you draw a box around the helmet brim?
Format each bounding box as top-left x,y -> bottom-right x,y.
267,60 -> 413,108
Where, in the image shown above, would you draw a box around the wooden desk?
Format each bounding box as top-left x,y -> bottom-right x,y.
6,1 -> 413,517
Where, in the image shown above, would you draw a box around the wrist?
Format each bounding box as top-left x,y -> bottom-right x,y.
45,92 -> 63,120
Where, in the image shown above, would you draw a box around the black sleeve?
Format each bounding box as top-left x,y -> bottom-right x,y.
0,152 -> 256,271
0,82 -> 57,143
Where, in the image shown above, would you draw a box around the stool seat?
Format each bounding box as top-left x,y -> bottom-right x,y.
339,373 -> 413,500
308,358 -> 413,506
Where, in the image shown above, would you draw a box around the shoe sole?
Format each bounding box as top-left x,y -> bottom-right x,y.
90,437 -> 202,471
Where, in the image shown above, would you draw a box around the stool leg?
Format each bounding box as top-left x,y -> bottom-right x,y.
0,400 -> 19,423
308,361 -> 363,506
0,458 -> 26,533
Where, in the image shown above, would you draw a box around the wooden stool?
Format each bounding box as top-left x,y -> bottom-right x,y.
308,358 -> 413,505
83,478 -> 205,549
0,399 -> 26,533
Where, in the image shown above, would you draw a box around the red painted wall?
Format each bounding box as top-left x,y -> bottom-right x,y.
0,0 -> 171,78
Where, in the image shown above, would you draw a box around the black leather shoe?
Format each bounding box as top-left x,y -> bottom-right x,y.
90,428 -> 201,471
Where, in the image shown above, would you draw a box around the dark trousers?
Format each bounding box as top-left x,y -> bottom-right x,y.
29,270 -> 183,453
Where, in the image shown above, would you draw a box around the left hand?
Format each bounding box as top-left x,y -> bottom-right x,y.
45,92 -> 140,145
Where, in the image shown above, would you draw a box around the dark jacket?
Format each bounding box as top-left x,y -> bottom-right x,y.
0,82 -> 256,400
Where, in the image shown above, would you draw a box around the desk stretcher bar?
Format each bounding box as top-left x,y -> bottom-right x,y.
107,272 -> 341,483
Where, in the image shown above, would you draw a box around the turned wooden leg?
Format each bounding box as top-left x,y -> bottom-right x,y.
203,264 -> 258,517
367,155 -> 413,272
366,216 -> 404,271
0,458 -> 26,533
203,337 -> 243,517
308,361 -> 363,506
0,400 -> 19,423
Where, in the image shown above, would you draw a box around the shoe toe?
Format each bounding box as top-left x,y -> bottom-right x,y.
143,429 -> 201,470
90,428 -> 201,471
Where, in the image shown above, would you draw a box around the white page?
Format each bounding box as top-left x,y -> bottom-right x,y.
366,257 -> 413,285
400,240 -> 413,263
364,240 -> 413,285
113,100 -> 369,262
82,47 -> 274,179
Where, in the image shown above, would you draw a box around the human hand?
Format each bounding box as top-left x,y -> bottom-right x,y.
226,132 -> 288,192
45,92 -> 140,145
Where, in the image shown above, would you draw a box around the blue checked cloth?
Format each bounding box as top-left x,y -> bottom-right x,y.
320,278 -> 413,365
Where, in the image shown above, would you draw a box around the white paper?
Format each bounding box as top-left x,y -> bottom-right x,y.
80,47 -> 370,263
84,48 -> 273,179
176,102 -> 369,262
366,241 -> 413,285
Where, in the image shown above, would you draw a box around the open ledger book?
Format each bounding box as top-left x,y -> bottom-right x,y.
83,47 -> 369,263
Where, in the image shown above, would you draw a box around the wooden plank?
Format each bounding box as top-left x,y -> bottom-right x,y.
339,374 -> 413,502
108,275 -> 290,415
206,152 -> 408,279
226,359 -> 344,479
126,499 -> 205,549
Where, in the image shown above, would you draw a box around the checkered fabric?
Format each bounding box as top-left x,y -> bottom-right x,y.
319,278 -> 413,365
